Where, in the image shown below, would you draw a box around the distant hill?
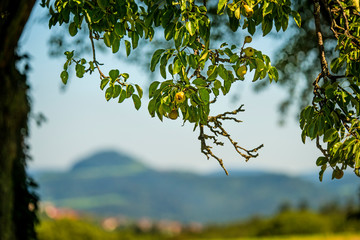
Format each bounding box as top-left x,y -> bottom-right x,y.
33,150 -> 360,223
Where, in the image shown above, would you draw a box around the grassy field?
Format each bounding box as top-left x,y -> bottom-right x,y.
36,211 -> 360,240
202,234 -> 360,240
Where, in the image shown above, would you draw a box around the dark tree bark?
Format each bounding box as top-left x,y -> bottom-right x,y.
0,1 -> 37,239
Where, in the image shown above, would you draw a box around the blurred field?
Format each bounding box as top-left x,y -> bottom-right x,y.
36,206 -> 360,240
203,235 -> 360,240
36,217 -> 360,240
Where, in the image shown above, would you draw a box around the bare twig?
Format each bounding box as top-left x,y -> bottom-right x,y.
198,105 -> 264,175
199,125 -> 229,175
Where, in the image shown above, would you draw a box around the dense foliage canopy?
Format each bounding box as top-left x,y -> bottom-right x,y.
41,0 -> 360,180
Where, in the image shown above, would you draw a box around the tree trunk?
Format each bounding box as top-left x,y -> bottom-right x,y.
0,1 -> 37,239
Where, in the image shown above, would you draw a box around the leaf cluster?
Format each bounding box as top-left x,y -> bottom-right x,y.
299,0 -> 360,180
40,0 -> 304,174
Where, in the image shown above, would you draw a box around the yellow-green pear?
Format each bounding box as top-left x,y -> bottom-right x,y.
175,91 -> 186,103
237,65 -> 247,77
244,5 -> 254,17
168,110 -> 179,120
244,47 -> 254,57
244,36 -> 252,44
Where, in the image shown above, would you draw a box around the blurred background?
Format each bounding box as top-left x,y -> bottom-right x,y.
17,1 -> 360,239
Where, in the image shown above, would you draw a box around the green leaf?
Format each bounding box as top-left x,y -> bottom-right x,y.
125,40 -> 131,56
164,22 -> 175,40
199,50 -> 209,63
126,84 -> 135,98
291,10 -> 301,28
112,37 -> 120,53
263,2 -> 273,16
136,22 -> 143,37
281,15 -> 289,31
161,8 -> 174,28
186,21 -> 196,36
113,85 -> 121,98
109,69 -> 119,80
308,121 -> 317,139
262,19 -> 272,36
193,78 -> 207,87
217,0 -> 228,14
156,105 -> 164,121
252,69 -> 261,82
214,80 -> 221,89
207,66 -> 218,80
135,84 -> 143,98
234,7 -> 241,19
301,130 -> 306,144
275,20 -> 282,32
316,156 -> 327,166
330,57 -> 345,74
229,54 -> 239,63
304,106 -> 314,122
317,114 -> 325,135
60,70 -> 68,85
159,79 -> 173,91
269,67 -> 278,82
218,65 -> 228,81
212,87 -> 219,96
97,0 -> 108,10
100,78 -> 110,90
248,20 -> 255,35
114,22 -> 125,37
64,50 -> 74,60
148,98 -> 156,117
149,81 -> 160,98
174,26 -> 183,49
178,52 -> 187,67
132,94 -> 141,110
173,58 -> 182,75
150,49 -> 165,72
222,79 -> 231,94
69,22 -> 78,36
188,54 -> 197,69
199,88 -> 210,104
131,31 -> 139,49
160,54 -> 168,79
324,128 -> 337,142
319,168 -> 325,182
75,63 -> 85,78
105,86 -> 113,101
354,142 -> 360,169
118,88 -> 126,103
121,73 -> 129,80
104,32 -> 111,47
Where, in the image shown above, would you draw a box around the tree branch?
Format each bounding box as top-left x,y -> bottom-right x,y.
313,0 -> 329,76
89,30 -> 107,79
198,105 -> 264,175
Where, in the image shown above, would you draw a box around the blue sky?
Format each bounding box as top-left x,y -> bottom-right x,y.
22,3 -> 321,176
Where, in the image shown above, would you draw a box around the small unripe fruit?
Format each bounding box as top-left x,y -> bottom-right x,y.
244,5 -> 254,17
175,91 -> 186,103
244,36 -> 252,44
168,110 -> 179,120
244,47 -> 254,57
237,65 -> 247,77
333,169 -> 344,179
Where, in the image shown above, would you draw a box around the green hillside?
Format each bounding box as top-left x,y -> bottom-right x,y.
34,151 -> 359,223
